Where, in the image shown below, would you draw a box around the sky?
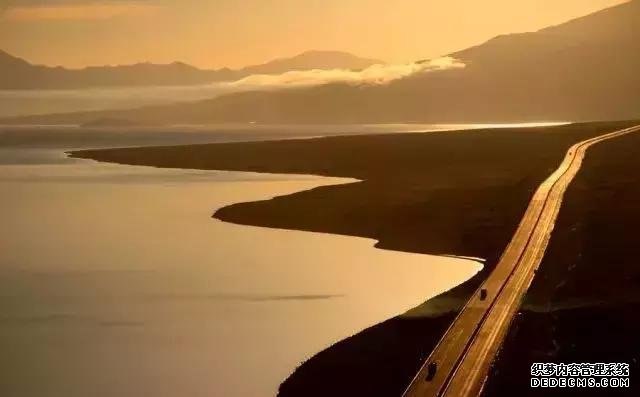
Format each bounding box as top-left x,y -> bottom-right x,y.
0,0 -> 629,69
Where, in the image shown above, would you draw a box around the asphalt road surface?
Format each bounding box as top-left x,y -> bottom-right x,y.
403,124 -> 640,397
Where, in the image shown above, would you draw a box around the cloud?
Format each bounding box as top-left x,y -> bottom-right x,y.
2,1 -> 163,21
226,57 -> 466,89
0,58 -> 465,118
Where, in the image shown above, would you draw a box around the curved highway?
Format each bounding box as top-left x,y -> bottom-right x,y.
403,124 -> 640,397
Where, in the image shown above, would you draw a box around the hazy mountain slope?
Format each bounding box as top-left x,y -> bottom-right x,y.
242,50 -> 382,75
4,0 -> 639,123
440,0 -> 640,121
204,0 -> 639,123
0,50 -> 381,90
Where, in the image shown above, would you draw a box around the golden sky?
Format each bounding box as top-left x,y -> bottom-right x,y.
0,0 -> 629,69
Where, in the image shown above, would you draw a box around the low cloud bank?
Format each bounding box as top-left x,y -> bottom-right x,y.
227,57 -> 465,89
0,57 -> 465,117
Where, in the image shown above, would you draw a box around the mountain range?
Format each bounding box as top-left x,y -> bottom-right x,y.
0,50 -> 381,90
3,0 -> 640,124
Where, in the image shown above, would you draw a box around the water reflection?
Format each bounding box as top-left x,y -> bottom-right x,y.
0,149 -> 482,397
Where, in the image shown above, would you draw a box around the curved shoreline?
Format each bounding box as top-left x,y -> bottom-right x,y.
69,120 -> 639,395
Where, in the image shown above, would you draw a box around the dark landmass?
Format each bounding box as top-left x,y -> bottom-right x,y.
69,121 -> 637,396
0,49 -> 380,90
483,128 -> 640,396
11,1 -> 640,125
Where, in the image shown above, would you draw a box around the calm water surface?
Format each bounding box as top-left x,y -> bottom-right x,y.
0,135 -> 482,396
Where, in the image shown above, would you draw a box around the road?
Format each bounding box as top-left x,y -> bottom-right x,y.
403,124 -> 640,397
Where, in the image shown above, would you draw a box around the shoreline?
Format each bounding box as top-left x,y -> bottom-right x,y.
69,120 -> 639,395
0,150 -> 484,397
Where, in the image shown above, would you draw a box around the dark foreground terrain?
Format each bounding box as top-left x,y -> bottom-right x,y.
71,121 -> 636,396
483,129 -> 640,397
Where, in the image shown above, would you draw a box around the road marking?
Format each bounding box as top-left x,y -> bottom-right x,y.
403,125 -> 640,397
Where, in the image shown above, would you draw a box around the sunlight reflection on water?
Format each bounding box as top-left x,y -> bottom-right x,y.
0,147 -> 482,397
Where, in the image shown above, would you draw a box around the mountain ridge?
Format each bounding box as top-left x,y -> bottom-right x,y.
0,50 -> 382,89
243,50 -> 381,75
3,0 -> 639,124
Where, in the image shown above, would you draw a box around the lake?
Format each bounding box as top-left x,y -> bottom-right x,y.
0,128 -> 486,396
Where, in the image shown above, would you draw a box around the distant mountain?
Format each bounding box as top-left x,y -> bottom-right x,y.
0,50 -> 238,89
5,0 -> 640,123
0,50 -> 381,90
242,50 -> 381,75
